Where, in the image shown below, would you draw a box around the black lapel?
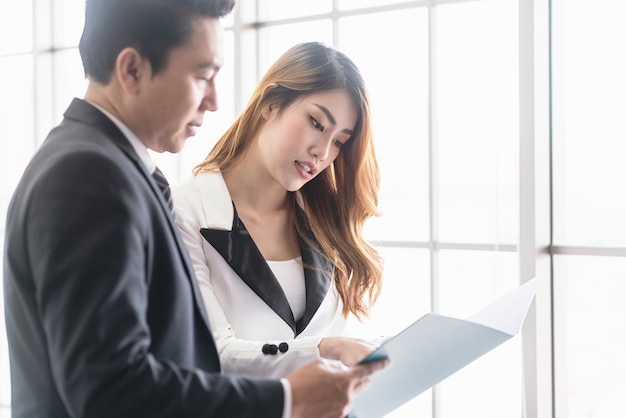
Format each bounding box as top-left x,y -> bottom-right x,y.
295,232 -> 333,334
200,205 -> 296,333
200,204 -> 334,336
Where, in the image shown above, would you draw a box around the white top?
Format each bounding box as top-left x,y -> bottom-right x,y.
171,171 -> 347,379
268,257 -> 306,321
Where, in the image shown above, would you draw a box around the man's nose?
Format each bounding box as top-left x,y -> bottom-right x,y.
200,80 -> 218,112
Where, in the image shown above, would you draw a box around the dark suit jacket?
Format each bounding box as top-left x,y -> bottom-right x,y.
3,99 -> 284,418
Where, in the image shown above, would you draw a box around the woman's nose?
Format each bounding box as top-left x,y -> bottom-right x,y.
310,138 -> 332,161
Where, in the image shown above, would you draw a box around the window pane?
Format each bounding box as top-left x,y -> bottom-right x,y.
339,0 -> 412,10
438,250 -> 522,417
53,0 -> 85,48
438,250 -> 519,322
0,56 -> 36,197
554,256 -> 626,418
347,247 -> 431,338
53,49 -> 88,123
0,2 -> 32,54
437,0 -> 519,245
257,21 -> 333,76
339,9 -> 430,242
553,1 -> 626,247
257,1 -> 332,21
345,247 -> 431,418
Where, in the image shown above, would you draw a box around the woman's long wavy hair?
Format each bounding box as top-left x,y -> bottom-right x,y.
193,42 -> 383,320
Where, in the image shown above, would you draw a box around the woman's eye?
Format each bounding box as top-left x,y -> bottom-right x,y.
309,115 -> 324,132
333,139 -> 345,149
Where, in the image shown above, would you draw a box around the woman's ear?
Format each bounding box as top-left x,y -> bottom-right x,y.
261,83 -> 279,120
262,102 -> 275,120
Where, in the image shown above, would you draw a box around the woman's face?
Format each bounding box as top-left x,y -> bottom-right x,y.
256,89 -> 358,192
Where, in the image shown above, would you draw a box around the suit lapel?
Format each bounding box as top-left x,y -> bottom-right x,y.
296,233 -> 333,334
201,204 -> 296,333
63,99 -> 213,331
201,203 -> 333,336
65,100 -> 172,222
294,206 -> 333,334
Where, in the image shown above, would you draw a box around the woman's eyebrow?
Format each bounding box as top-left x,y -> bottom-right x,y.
314,104 -> 336,125
314,103 -> 354,135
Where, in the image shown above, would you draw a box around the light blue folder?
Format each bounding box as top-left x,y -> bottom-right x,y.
349,276 -> 541,418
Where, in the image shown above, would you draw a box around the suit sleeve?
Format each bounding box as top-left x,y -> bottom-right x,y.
27,152 -> 284,418
172,182 -> 325,378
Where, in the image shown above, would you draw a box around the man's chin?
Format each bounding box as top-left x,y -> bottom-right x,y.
166,138 -> 188,154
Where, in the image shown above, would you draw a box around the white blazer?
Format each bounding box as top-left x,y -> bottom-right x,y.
171,171 -> 346,378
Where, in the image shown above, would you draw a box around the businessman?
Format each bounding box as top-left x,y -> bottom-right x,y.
2,0 -> 387,417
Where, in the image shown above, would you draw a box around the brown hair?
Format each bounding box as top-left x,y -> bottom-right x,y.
194,42 -> 383,319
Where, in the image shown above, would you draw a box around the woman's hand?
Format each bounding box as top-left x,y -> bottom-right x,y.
318,336 -> 379,366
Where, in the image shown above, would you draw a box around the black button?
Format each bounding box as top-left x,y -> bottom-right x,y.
262,343 -> 282,355
278,342 -> 289,353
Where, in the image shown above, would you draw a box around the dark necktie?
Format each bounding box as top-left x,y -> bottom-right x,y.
152,167 -> 174,215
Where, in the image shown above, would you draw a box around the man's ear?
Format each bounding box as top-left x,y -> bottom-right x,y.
116,47 -> 146,94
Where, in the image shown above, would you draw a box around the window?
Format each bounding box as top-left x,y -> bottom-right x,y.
551,0 -> 626,416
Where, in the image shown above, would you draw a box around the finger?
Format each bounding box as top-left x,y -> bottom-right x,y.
324,358 -> 350,371
356,378 -> 372,393
349,376 -> 373,398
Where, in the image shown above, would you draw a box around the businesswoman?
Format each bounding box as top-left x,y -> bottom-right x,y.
172,42 -> 384,378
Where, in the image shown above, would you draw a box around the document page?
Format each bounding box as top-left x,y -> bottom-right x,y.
349,276 -> 541,418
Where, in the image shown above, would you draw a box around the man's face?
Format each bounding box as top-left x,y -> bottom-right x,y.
135,17 -> 224,153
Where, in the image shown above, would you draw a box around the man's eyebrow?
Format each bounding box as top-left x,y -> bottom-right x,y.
198,61 -> 222,71
314,103 -> 354,135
